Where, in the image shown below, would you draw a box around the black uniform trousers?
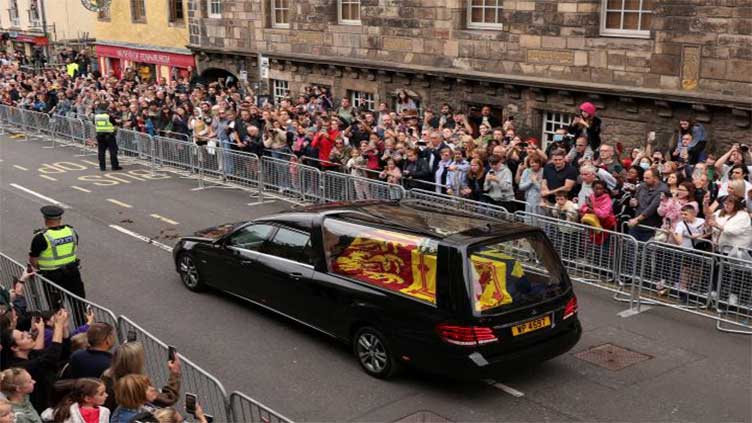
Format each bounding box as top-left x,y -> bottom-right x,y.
40,264 -> 87,325
96,132 -> 119,170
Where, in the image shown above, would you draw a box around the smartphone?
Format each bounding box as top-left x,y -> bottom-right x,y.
185,393 -> 197,416
86,305 -> 93,315
648,131 -> 656,142
127,328 -> 137,343
168,345 -> 177,362
26,263 -> 33,273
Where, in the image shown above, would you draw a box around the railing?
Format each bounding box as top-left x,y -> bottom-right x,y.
1,104 -> 749,413
0,251 -> 292,422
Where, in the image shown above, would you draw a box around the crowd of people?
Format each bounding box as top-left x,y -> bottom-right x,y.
1,53 -> 751,259
0,267 -> 211,423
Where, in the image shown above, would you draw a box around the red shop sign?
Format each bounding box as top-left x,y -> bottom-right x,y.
95,44 -> 194,68
13,35 -> 48,45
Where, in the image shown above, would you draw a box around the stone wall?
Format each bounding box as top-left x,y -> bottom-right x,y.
190,0 -> 751,150
193,0 -> 752,101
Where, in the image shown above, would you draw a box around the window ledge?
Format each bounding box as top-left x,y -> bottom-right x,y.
338,20 -> 361,26
599,30 -> 651,39
467,23 -> 504,31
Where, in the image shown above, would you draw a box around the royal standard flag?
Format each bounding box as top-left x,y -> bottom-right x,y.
470,250 -> 524,311
332,229 -> 437,304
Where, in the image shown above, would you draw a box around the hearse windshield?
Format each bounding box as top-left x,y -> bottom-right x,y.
468,232 -> 568,315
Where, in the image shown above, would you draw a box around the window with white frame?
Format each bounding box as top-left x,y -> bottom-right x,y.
28,0 -> 41,27
272,79 -> 289,104
349,90 -> 375,111
271,0 -> 289,28
467,0 -> 503,30
208,0 -> 221,18
600,0 -> 653,37
541,111 -> 574,148
8,0 -> 20,27
338,0 -> 360,24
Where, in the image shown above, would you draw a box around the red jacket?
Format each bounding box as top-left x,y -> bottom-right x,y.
312,129 -> 340,168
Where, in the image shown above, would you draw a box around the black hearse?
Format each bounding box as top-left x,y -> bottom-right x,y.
174,201 -> 581,378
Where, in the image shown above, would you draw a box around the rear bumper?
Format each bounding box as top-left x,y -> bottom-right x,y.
402,318 -> 582,379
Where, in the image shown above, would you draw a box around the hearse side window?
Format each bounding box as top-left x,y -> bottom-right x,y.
322,218 -> 439,304
468,234 -> 567,314
227,224 -> 275,250
262,227 -> 313,265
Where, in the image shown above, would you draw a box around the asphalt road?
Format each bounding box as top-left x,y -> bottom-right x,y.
0,133 -> 750,422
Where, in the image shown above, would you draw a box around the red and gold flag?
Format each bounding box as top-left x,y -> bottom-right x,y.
332,229 -> 437,304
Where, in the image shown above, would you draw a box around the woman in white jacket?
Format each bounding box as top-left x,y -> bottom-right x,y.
708,195 -> 752,256
42,379 -> 110,423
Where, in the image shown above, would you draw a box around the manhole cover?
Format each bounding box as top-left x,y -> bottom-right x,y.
394,411 -> 453,423
574,343 -> 653,371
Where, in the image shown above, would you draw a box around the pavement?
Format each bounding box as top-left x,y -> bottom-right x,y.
0,133 -> 750,423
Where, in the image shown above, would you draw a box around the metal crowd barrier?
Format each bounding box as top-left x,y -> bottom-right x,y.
230,391 -> 292,423
0,250 -> 288,421
3,104 -> 750,336
0,253 -> 120,340
514,210 -> 639,296
407,189 -> 511,220
322,171 -> 405,202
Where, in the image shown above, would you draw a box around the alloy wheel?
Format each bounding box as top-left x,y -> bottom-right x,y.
356,332 -> 388,374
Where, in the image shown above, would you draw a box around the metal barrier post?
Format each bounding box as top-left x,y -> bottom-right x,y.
229,391 -> 293,423
258,155 -> 265,203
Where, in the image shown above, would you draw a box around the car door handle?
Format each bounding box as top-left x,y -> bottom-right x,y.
241,260 -> 253,266
289,272 -> 304,280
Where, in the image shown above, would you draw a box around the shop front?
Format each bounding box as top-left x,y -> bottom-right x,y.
6,32 -> 48,58
95,43 -> 194,82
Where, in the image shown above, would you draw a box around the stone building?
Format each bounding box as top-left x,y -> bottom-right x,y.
188,0 -> 751,150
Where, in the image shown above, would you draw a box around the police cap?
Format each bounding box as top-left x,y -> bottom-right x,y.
40,205 -> 64,219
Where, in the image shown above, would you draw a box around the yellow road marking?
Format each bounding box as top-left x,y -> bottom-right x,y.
13,165 -> 28,171
71,186 -> 91,193
39,175 -> 58,181
107,198 -> 133,208
150,214 -> 179,225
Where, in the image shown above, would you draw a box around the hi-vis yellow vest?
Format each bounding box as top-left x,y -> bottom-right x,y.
37,227 -> 78,271
66,62 -> 79,77
94,113 -> 115,133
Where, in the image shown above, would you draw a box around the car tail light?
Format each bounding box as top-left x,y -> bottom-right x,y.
436,324 -> 498,346
563,296 -> 578,320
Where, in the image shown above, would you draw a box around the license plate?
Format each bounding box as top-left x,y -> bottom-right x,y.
511,315 -> 551,336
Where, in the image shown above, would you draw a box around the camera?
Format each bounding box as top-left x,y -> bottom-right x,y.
741,145 -> 749,153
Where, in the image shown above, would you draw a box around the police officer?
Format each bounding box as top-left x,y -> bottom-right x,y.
29,206 -> 86,299
94,102 -> 122,171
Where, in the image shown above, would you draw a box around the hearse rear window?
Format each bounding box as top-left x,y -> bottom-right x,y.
469,234 -> 566,313
323,219 -> 438,304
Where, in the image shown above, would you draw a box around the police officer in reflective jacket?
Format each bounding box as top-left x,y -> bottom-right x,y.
94,103 -> 121,171
29,206 -> 86,299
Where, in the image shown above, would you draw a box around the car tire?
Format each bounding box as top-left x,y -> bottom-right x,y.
178,254 -> 205,292
353,326 -> 399,379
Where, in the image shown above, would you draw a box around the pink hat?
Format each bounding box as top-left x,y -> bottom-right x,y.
579,102 -> 596,116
